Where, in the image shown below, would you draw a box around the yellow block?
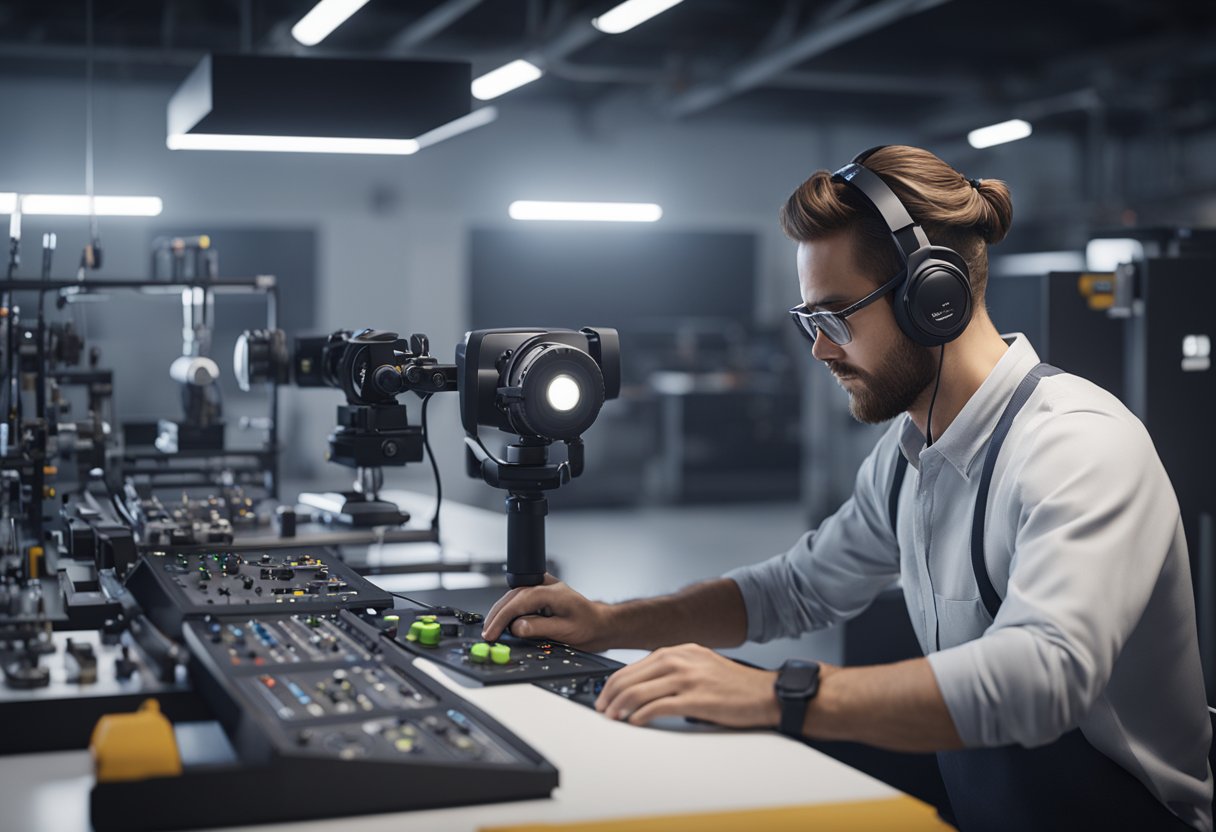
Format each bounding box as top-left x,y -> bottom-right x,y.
27,546 -> 43,579
482,797 -> 952,832
90,699 -> 182,782
1077,273 -> 1115,311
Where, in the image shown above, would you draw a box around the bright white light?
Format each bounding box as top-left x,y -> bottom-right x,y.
508,201 -> 663,222
0,193 -> 16,214
471,60 -> 543,101
967,119 -> 1033,149
1086,238 -> 1143,271
593,0 -> 685,34
1183,335 -> 1210,359
546,375 -> 581,412
291,0 -> 371,46
414,107 -> 498,150
18,195 -> 163,216
167,133 -> 419,155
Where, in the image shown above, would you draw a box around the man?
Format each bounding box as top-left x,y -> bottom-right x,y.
482,145 -> 1212,831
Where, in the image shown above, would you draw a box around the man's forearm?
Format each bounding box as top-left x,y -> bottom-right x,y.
603,578 -> 748,650
804,658 -> 964,752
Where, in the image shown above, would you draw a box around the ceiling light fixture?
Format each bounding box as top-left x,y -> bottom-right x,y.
0,194 -> 163,217
967,118 -> 1033,149
167,55 -> 471,155
592,0 -> 685,34
167,133 -> 420,155
508,201 -> 663,222
471,60 -> 543,101
291,0 -> 372,46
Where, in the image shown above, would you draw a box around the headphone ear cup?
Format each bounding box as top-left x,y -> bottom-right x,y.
897,248 -> 973,347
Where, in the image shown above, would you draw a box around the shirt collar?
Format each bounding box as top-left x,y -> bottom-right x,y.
898,333 -> 1042,477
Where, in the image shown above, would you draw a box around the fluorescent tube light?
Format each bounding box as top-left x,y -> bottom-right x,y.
291,0 -> 372,46
0,193 -> 15,214
414,107 -> 498,150
967,119 -> 1032,149
508,201 -> 663,222
471,60 -> 543,101
593,0 -> 685,34
14,195 -> 163,216
167,133 -> 419,155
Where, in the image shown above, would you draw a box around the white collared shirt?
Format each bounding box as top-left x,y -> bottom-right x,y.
726,334 -> 1213,830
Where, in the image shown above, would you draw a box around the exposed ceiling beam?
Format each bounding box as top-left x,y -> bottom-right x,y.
664,0 -> 955,118
384,0 -> 485,55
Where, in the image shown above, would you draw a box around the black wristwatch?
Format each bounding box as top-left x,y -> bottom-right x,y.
774,659 -> 820,738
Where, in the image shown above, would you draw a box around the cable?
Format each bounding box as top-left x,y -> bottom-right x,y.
925,344 -> 945,447
420,393 -> 441,532
387,591 -> 437,611
84,0 -> 97,245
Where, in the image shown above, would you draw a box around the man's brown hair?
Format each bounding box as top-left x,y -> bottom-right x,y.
779,145 -> 1014,306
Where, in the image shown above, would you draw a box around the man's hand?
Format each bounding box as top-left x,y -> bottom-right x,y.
594,643 -> 780,729
482,575 -> 613,651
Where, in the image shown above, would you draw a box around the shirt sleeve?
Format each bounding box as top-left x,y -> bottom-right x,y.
927,406 -> 1182,748
724,423 -> 904,643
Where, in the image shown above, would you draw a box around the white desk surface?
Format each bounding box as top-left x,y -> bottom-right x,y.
0,648 -> 901,832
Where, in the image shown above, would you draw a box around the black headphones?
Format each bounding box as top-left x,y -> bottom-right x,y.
831,146 -> 972,347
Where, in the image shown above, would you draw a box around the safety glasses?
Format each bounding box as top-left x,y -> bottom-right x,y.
788,271 -> 904,346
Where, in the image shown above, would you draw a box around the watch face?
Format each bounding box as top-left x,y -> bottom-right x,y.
776,661 -> 819,698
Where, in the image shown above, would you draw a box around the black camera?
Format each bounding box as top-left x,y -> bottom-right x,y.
458,328 -> 620,442
235,327 -> 456,527
456,327 -> 620,587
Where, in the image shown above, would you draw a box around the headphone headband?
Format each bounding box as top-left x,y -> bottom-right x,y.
831,162 -> 930,261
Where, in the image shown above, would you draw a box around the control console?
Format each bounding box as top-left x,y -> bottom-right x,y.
90,610 -> 558,830
124,549 -> 392,637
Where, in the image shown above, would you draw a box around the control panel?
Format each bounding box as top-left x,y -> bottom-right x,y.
381,607 -> 623,687
124,549 -> 392,637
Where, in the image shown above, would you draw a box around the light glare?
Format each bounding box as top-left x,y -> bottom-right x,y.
471,60 -> 543,101
593,0 -> 685,34
414,107 -> 498,150
967,119 -> 1033,149
547,375 -> 581,412
291,0 -> 372,46
508,201 -> 663,222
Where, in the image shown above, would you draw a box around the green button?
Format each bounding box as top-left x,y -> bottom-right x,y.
418,621 -> 442,646
490,643 -> 511,665
469,642 -> 490,663
418,615 -> 437,623
406,621 -> 425,642
383,614 -> 400,626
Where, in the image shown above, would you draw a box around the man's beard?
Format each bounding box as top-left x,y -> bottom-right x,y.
827,333 -> 937,424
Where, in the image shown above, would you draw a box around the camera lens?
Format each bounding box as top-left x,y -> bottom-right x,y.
546,374 -> 581,412
505,343 -> 604,440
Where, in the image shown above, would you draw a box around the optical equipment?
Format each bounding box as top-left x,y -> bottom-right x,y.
457,328 -> 620,588
235,327 -> 456,526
